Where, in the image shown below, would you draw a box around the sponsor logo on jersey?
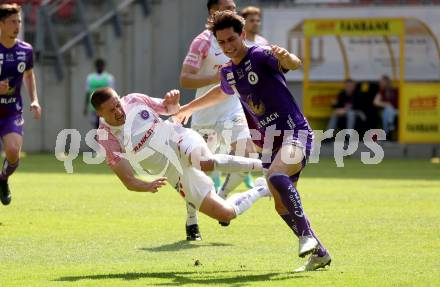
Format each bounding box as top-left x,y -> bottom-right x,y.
237,69 -> 244,79
248,71 -> 259,85
6,54 -> 14,62
226,72 -> 234,80
16,51 -> 26,56
17,62 -> 26,73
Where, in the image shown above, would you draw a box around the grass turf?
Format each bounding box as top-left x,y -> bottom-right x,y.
1,154 -> 439,286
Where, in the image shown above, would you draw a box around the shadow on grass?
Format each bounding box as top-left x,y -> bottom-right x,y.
140,240 -> 233,252
55,270 -> 309,286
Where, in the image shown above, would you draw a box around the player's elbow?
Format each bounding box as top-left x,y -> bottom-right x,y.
179,74 -> 192,89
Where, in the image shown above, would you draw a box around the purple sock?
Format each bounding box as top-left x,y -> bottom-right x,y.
269,173 -> 311,236
281,213 -> 328,257
280,214 -> 299,237
0,159 -> 19,180
306,217 -> 328,257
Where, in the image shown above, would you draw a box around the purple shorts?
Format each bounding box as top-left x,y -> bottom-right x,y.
0,114 -> 24,138
261,128 -> 314,182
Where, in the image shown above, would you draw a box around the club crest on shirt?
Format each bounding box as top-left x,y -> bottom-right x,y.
248,71 -> 259,85
246,96 -> 265,116
17,62 -> 26,73
140,110 -> 150,120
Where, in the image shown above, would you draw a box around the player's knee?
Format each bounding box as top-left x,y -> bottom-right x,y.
4,145 -> 20,162
218,208 -> 236,222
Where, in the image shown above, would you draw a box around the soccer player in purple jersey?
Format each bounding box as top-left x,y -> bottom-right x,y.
176,11 -> 331,272
0,3 -> 41,205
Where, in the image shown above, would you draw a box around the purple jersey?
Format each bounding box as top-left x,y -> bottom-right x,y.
220,46 -> 312,153
0,40 -> 34,118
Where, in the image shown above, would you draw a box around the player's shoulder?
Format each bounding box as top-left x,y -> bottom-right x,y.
15,40 -> 33,51
193,29 -> 213,42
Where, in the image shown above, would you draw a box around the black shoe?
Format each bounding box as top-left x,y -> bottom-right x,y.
0,179 -> 11,206
218,221 -> 230,227
186,224 -> 202,241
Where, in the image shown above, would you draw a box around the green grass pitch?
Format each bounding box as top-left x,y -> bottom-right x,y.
1,154 -> 439,286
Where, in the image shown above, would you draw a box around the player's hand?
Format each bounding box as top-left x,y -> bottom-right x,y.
30,101 -> 42,120
174,104 -> 193,125
270,45 -> 290,61
146,177 -> 167,193
163,89 -> 181,107
0,79 -> 10,95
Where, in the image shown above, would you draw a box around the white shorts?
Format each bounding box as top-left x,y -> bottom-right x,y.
172,128 -> 215,210
192,114 -> 251,154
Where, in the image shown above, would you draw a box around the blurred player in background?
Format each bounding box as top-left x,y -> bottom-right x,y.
84,58 -> 115,130
179,0 -> 255,240
177,11 -> 331,272
0,3 -> 41,206
92,87 -> 269,231
240,6 -> 269,47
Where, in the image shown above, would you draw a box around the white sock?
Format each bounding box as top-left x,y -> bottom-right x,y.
226,185 -> 269,216
186,202 -> 198,226
218,172 -> 246,199
212,154 -> 262,173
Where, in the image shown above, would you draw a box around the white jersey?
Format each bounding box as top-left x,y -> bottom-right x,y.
183,30 -> 243,127
245,34 -> 269,47
98,93 -> 184,186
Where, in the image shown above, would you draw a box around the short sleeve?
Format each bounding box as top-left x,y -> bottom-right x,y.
125,93 -> 166,114
220,69 -> 235,95
182,32 -> 211,69
255,47 -> 283,73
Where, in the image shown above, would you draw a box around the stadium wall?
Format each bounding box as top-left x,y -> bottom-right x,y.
22,0 -> 207,152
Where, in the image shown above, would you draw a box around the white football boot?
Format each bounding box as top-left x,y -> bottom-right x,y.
298,235 -> 319,257
294,252 -> 332,272
254,177 -> 271,197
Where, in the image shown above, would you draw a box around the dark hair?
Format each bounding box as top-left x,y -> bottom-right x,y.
91,87 -> 113,111
0,3 -> 21,21
240,6 -> 261,19
207,0 -> 219,12
207,10 -> 245,37
95,58 -> 105,73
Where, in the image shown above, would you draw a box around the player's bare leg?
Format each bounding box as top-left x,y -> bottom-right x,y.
0,133 -> 22,205
266,144 -> 330,270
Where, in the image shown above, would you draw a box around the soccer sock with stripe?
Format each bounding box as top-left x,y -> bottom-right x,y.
226,184 -> 269,216
212,154 -> 262,173
268,173 -> 311,236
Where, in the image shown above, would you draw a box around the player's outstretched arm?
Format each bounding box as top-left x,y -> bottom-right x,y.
111,159 -> 167,193
23,68 -> 42,120
174,85 -> 228,124
180,64 -> 220,89
271,45 -> 302,71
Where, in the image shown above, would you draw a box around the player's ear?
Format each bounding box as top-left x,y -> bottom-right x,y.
240,30 -> 246,40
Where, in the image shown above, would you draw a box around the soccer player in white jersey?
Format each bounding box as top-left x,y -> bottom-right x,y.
240,6 -> 269,47
179,0 -> 255,240
92,87 -> 269,233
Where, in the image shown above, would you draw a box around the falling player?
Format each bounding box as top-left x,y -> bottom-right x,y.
92,87 -> 269,230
